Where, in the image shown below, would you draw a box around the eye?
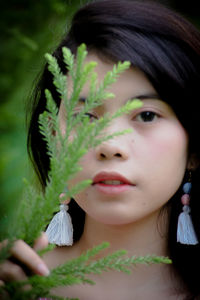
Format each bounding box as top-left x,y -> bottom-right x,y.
84,113 -> 98,122
73,112 -> 97,122
135,111 -> 159,122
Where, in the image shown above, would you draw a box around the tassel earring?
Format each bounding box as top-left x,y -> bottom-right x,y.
177,171 -> 198,245
45,193 -> 73,246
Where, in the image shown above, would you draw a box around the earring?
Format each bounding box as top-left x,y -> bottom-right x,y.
177,171 -> 198,245
45,193 -> 73,246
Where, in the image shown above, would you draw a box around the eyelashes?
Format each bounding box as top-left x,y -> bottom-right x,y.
84,113 -> 98,122
73,110 -> 160,123
73,112 -> 98,122
134,111 -> 160,123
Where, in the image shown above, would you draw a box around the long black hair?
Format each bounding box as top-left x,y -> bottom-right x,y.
27,1 -> 200,297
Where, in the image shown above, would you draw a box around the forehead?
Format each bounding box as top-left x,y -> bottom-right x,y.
67,52 -> 157,98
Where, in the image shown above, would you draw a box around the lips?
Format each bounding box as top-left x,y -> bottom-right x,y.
93,171 -> 132,185
92,172 -> 134,195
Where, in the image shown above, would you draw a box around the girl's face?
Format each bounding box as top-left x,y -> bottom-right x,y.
59,53 -> 189,226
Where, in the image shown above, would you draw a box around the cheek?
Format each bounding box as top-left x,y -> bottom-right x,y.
149,124 -> 188,164
67,150 -> 94,188
138,123 -> 188,200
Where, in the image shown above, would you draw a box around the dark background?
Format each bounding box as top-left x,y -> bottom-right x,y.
0,0 -> 199,212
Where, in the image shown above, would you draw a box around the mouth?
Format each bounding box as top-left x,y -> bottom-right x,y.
92,171 -> 134,195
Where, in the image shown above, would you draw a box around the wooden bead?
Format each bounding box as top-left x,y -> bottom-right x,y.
181,194 -> 190,206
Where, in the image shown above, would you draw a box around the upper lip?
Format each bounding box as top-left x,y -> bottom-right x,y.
92,171 -> 133,185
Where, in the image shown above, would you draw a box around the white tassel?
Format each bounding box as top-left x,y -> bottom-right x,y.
45,204 -> 73,246
177,205 -> 198,245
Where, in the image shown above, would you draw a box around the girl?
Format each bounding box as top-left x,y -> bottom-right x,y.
1,0 -> 200,299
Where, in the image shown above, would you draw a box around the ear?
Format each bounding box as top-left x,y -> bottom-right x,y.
187,153 -> 200,171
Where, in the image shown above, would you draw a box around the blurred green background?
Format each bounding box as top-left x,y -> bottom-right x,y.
0,0 -> 91,220
0,0 -> 199,218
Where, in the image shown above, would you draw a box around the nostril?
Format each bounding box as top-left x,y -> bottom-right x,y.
98,152 -> 123,159
115,153 -> 122,157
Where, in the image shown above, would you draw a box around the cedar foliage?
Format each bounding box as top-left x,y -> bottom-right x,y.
0,44 -> 171,300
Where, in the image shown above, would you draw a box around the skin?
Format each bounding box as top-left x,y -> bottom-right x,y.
0,53 -> 191,299
0,233 -> 49,284
59,54 -> 189,228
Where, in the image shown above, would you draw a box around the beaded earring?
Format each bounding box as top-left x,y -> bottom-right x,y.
177,171 -> 198,245
45,192 -> 73,246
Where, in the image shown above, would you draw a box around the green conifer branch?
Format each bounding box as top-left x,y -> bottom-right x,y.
3,242 -> 171,300
0,44 -> 172,300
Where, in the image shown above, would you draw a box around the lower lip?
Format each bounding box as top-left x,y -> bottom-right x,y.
93,183 -> 133,195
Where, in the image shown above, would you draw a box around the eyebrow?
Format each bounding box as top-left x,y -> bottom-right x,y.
78,93 -> 161,104
131,93 -> 161,101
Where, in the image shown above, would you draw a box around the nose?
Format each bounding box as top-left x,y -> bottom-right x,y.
95,140 -> 129,161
